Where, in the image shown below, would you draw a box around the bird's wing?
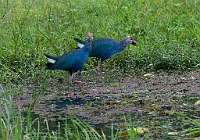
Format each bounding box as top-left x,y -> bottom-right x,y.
49,49 -> 83,69
90,38 -> 119,57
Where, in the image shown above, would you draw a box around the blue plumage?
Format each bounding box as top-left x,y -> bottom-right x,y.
45,33 -> 93,84
74,36 -> 136,74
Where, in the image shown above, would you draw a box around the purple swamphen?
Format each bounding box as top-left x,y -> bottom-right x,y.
74,36 -> 136,75
45,33 -> 93,84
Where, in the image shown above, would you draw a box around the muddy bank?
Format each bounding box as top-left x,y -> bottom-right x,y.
14,69 -> 200,138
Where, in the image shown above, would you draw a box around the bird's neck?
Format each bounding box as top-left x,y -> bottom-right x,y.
120,39 -> 129,49
87,42 -> 92,53
84,41 -> 92,53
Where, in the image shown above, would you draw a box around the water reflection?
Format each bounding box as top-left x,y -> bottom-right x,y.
50,98 -> 87,109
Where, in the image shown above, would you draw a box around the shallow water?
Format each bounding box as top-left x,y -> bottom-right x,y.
16,69 -> 200,139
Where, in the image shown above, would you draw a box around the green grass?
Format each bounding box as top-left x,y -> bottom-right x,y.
0,0 -> 199,84
175,112 -> 200,137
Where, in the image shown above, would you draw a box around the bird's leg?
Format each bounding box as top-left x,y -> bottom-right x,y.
77,69 -> 82,75
70,74 -> 74,83
70,73 -> 85,84
96,62 -> 102,75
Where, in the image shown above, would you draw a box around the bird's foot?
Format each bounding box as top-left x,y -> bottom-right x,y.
96,68 -> 101,76
73,80 -> 86,84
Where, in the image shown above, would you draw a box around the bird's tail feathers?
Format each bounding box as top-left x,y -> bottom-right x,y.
47,58 -> 56,64
74,38 -> 85,48
45,54 -> 58,64
46,62 -> 54,67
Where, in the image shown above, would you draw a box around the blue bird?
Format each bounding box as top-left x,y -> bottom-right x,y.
45,33 -> 93,84
74,36 -> 136,75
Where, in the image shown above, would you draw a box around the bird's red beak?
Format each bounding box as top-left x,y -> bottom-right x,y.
132,40 -> 136,45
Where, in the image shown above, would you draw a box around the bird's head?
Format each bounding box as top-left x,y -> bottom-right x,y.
128,36 -> 136,45
87,32 -> 93,41
85,32 -> 93,51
